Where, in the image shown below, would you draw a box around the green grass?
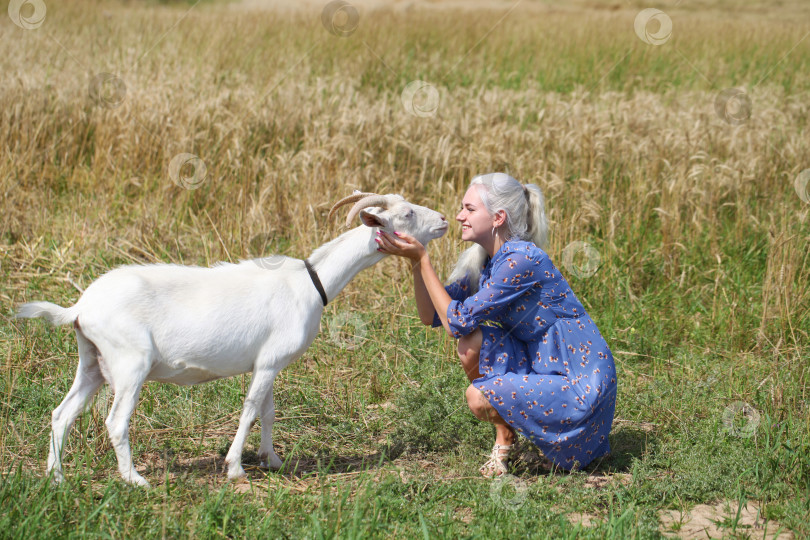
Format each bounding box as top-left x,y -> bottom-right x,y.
2,288 -> 808,537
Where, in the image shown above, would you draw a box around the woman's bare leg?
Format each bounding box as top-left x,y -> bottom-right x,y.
465,385 -> 516,447
457,330 -> 515,447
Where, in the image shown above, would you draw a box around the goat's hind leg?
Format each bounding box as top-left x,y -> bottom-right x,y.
258,376 -> 283,470
48,329 -> 105,483
104,357 -> 151,487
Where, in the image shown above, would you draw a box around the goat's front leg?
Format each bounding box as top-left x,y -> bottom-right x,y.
258,377 -> 283,470
225,367 -> 278,480
105,364 -> 150,487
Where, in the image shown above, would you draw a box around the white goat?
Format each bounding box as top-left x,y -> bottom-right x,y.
16,193 -> 448,486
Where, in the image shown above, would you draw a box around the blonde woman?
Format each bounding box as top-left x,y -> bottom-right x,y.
376,173 -> 617,476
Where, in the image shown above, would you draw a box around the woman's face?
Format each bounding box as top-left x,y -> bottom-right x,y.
456,186 -> 496,243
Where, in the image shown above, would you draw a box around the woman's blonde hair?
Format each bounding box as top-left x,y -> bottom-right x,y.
447,173 -> 548,291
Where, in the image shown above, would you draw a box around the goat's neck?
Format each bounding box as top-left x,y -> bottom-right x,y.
307,226 -> 385,303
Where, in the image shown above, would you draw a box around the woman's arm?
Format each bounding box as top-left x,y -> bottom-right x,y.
411,264 -> 437,326
377,231 -> 455,336
411,252 -> 452,332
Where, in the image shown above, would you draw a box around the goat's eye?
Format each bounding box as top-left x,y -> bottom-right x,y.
407,210 -> 414,218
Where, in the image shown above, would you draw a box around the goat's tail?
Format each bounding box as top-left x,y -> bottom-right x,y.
15,301 -> 77,326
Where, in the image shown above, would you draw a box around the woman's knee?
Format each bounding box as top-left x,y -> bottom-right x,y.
465,384 -> 488,419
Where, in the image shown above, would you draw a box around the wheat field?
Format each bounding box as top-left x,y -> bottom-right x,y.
1,0 -> 809,537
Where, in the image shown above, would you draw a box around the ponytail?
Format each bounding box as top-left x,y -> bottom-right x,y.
446,244 -> 489,291
523,183 -> 548,249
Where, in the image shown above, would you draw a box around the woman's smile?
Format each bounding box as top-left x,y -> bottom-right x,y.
456,186 -> 494,244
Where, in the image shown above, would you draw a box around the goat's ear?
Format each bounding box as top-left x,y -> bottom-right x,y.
359,209 -> 390,229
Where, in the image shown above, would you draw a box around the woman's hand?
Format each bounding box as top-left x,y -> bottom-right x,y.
375,231 -> 426,262
377,229 -> 453,334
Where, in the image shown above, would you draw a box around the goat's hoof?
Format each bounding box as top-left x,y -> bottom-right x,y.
227,466 -> 246,480
125,474 -> 151,488
259,453 -> 283,471
48,470 -> 65,485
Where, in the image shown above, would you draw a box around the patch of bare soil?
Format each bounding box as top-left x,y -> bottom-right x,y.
567,511 -> 602,528
583,471 -> 631,489
134,444 -> 407,494
658,500 -> 794,539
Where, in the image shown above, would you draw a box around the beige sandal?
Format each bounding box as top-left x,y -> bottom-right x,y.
480,443 -> 515,477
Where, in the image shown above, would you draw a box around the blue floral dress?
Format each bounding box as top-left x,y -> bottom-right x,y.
434,240 -> 617,470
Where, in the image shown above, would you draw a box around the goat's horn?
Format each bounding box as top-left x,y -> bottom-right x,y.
344,195 -> 390,227
327,191 -> 377,222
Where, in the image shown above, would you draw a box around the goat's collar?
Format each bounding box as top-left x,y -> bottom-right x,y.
304,259 -> 328,307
